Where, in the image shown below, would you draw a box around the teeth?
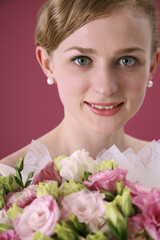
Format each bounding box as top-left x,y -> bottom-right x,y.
91,104 -> 118,110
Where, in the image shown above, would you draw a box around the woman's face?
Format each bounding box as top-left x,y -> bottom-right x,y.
48,7 -> 159,135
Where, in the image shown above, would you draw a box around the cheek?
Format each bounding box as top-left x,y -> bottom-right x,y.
123,72 -> 148,97
56,71 -> 88,103
127,82 -> 146,95
122,72 -> 149,113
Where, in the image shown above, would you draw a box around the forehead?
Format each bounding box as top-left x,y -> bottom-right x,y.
54,6 -> 152,55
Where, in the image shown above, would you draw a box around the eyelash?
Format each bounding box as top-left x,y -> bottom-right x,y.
118,56 -> 138,67
71,56 -> 92,66
71,55 -> 138,67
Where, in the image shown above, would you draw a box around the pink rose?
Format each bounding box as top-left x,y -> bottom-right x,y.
0,230 -> 20,240
5,185 -> 37,210
133,189 -> 160,240
124,179 -> 150,197
14,195 -> 60,240
83,168 -> 127,193
61,189 -> 106,233
128,214 -> 144,237
32,162 -> 62,185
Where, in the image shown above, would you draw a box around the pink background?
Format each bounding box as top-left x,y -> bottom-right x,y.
0,0 -> 160,159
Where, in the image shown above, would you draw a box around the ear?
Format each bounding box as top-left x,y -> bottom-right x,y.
149,47 -> 160,80
36,46 -> 56,82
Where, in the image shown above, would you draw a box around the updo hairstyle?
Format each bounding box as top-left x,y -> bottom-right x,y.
35,0 -> 158,55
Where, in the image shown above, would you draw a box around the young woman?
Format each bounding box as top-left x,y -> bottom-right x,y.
0,0 -> 160,187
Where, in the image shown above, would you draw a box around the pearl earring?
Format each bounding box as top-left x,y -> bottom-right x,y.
147,80 -> 153,88
47,78 -> 54,85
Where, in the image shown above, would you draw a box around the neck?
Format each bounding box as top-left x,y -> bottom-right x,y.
56,119 -> 127,159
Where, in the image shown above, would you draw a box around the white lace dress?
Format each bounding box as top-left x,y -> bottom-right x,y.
0,140 -> 160,188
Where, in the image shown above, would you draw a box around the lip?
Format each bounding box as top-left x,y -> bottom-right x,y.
85,101 -> 124,116
88,102 -> 122,107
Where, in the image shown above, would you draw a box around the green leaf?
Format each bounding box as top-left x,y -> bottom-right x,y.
59,180 -> 86,197
54,155 -> 66,172
0,194 -> 6,209
0,184 -> 6,195
55,221 -> 79,240
37,181 -> 59,200
24,172 -> 34,188
15,176 -> 23,187
0,175 -> 21,193
69,214 -> 87,237
97,159 -> 118,171
33,231 -> 54,240
83,172 -> 92,181
106,219 -> 119,239
86,231 -> 110,240
0,224 -> 13,232
16,169 -> 22,183
6,203 -> 23,221
8,174 -> 13,185
24,180 -> 32,188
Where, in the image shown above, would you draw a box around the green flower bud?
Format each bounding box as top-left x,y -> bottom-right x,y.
100,189 -> 115,201
27,171 -> 34,179
116,181 -> 124,195
37,181 -> 59,200
105,202 -> 128,239
6,203 -> 23,221
55,221 -> 79,240
105,202 -> 124,228
54,155 -> 66,172
33,231 -> 54,240
59,180 -> 86,197
15,157 -> 24,172
97,159 -> 118,172
114,188 -> 132,218
86,231 -> 110,240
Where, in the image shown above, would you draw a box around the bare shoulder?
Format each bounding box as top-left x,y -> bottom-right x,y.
0,127 -> 61,168
0,144 -> 30,168
124,134 -> 149,153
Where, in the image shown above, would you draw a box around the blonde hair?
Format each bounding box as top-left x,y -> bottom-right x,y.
35,0 -> 158,55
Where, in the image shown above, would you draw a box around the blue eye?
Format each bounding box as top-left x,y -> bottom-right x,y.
119,56 -> 138,67
72,56 -> 92,66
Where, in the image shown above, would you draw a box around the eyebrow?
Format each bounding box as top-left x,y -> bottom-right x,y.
116,47 -> 145,54
65,46 -> 145,55
65,46 -> 96,54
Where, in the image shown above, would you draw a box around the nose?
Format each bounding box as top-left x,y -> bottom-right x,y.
91,66 -> 118,96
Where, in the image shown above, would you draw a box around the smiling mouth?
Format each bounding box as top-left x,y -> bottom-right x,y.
86,102 -> 124,110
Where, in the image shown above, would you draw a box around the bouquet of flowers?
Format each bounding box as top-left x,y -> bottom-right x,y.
0,149 -> 159,240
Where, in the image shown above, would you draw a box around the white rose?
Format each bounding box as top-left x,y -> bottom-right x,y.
61,189 -> 106,233
59,149 -> 97,182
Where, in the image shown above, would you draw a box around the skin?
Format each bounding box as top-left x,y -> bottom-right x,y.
1,6 -> 160,167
